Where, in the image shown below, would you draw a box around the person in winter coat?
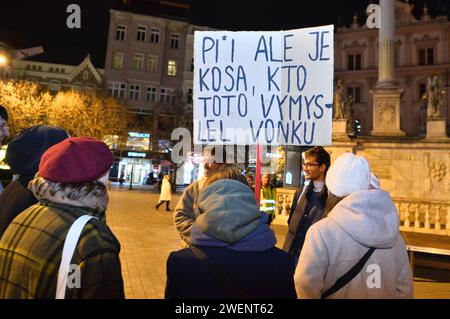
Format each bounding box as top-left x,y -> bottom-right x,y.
0,105 -> 9,146
156,175 -> 172,211
0,105 -> 10,195
165,167 -> 297,299
0,125 -> 69,239
294,153 -> 413,299
283,146 -> 330,262
174,147 -> 229,245
260,174 -> 277,225
0,137 -> 124,299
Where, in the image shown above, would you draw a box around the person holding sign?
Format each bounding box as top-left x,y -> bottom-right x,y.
260,174 -> 277,225
174,147 -> 229,246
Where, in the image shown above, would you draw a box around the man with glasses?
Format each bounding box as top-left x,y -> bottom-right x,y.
282,146 -> 330,264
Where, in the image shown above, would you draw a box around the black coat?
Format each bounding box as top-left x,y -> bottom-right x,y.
0,177 -> 38,239
165,245 -> 297,299
282,183 -> 328,258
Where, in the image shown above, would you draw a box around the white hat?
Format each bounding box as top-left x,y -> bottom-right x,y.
326,153 -> 370,197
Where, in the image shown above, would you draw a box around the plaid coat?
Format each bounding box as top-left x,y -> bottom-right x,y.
0,199 -> 124,299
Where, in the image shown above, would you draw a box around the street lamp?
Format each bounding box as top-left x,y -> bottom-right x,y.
0,54 -> 8,66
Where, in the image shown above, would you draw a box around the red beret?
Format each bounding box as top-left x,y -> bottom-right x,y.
39,137 -> 114,183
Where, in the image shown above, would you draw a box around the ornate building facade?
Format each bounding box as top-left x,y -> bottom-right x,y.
334,1 -> 450,136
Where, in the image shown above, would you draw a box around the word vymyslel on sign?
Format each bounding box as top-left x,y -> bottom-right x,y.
193,25 -> 334,146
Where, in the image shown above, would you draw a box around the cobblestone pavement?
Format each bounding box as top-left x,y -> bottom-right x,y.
107,188 -> 450,299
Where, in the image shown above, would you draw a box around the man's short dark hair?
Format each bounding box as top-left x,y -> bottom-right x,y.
0,105 -> 8,121
304,146 -> 331,174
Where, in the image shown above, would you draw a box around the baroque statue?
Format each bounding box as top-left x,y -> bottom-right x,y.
426,76 -> 444,118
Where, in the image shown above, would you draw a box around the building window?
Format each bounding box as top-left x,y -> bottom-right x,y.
187,89 -> 193,104
137,25 -> 146,41
37,66 -> 42,71
419,83 -> 427,100
132,53 -> 144,71
160,88 -> 175,104
108,82 -> 126,99
83,71 -> 89,80
49,67 -> 54,72
26,64 -> 30,70
116,25 -> 126,41
191,58 -> 194,72
150,28 -> 160,44
347,86 -> 361,103
146,86 -> 157,102
167,60 -> 177,76
61,68 -> 65,73
129,84 -> 141,100
147,55 -> 158,72
348,53 -> 362,71
419,48 -> 434,66
112,51 -> 124,70
170,33 -> 180,49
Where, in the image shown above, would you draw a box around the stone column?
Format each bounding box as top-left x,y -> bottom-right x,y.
378,0 -> 395,88
370,0 -> 405,136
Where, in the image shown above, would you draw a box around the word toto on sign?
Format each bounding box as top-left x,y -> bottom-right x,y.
193,25 -> 334,146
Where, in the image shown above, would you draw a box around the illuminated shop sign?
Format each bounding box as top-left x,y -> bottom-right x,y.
127,152 -> 147,158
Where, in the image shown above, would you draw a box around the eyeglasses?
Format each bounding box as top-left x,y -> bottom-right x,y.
302,162 -> 321,169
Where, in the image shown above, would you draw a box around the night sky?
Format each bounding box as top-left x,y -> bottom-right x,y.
0,0 -> 449,67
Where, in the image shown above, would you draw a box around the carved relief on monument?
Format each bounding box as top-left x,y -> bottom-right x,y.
424,152 -> 448,193
424,153 -> 432,193
376,100 -> 396,127
447,153 -> 450,194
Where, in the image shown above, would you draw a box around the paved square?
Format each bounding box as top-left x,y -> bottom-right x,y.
107,188 -> 450,299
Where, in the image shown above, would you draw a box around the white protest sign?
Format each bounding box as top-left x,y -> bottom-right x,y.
193,25 -> 334,146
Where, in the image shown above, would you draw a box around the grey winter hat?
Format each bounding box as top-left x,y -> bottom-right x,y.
196,179 -> 261,243
6,125 -> 69,175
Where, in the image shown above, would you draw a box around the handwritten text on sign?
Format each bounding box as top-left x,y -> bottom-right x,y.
193,25 -> 334,146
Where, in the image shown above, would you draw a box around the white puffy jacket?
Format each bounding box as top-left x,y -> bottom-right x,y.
294,189 -> 413,299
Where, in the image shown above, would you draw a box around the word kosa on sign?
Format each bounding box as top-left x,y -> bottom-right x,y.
193,25 -> 334,146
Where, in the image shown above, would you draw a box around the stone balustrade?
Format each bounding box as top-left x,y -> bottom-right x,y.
271,188 -> 450,237
394,198 -> 450,236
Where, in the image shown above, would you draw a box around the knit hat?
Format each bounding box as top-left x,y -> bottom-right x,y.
325,153 -> 370,197
6,125 -> 69,175
39,137 -> 114,183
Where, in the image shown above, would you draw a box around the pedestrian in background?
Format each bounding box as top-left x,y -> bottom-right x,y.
165,167 -> 296,299
0,137 -> 124,299
294,153 -> 413,299
260,173 -> 277,225
0,125 -> 69,239
156,175 -> 172,211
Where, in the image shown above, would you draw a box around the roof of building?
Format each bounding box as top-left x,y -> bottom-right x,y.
112,0 -> 191,22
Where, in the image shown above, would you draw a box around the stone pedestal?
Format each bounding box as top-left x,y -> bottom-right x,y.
426,118 -> 448,139
332,119 -> 350,139
370,87 -> 405,136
